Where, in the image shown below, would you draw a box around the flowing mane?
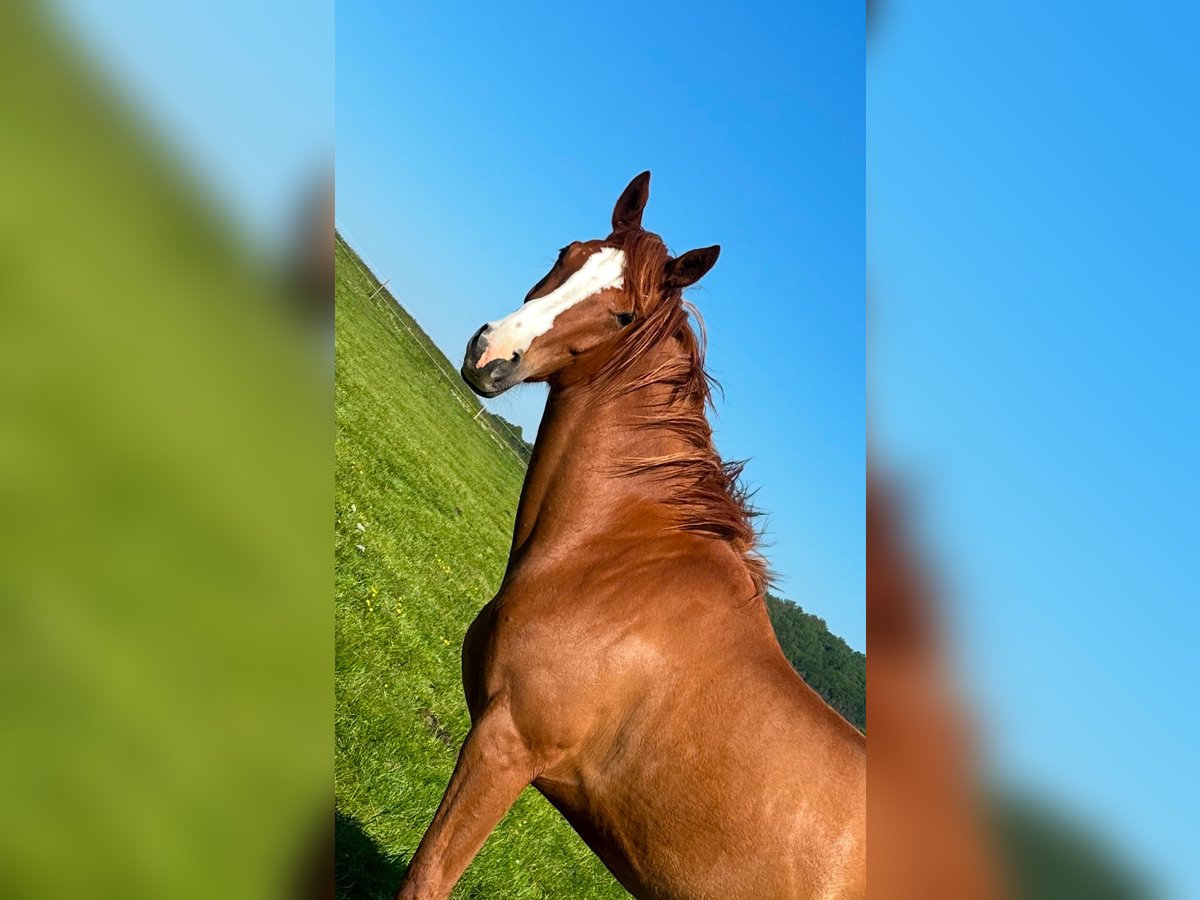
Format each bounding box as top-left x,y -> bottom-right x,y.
595,228 -> 770,597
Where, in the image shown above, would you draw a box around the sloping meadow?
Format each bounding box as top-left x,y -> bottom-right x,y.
334,235 -> 627,898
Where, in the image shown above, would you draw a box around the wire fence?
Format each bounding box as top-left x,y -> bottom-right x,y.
335,223 -> 530,471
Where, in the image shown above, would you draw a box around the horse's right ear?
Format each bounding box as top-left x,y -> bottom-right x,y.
611,171 -> 651,234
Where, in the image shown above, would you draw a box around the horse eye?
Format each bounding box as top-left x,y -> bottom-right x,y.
615,312 -> 636,327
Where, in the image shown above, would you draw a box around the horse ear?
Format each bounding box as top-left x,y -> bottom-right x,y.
663,245 -> 720,290
611,171 -> 651,233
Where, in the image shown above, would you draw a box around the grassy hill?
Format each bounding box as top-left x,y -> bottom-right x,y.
335,234 -> 624,898
334,233 -> 866,897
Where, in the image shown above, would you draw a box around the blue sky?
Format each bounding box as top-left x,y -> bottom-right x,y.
336,1 -> 866,650
871,3 -> 1198,895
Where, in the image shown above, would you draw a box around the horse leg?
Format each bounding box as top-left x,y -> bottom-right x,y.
395,704 -> 531,900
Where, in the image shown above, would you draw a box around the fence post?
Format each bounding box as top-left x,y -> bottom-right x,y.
367,278 -> 390,301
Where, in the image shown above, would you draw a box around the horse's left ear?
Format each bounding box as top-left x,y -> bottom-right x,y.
663,245 -> 720,290
612,171 -> 651,233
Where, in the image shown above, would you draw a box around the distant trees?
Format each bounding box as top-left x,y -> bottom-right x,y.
481,412 -> 533,463
992,792 -> 1152,899
765,594 -> 866,731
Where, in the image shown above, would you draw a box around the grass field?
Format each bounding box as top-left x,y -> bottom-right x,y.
334,234 -> 628,898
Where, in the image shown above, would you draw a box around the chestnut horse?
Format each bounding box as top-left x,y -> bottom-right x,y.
396,173 -> 865,900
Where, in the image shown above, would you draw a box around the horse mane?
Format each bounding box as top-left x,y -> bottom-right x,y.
593,228 -> 770,598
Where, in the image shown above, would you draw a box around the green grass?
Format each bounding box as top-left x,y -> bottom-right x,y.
334,234 -> 628,899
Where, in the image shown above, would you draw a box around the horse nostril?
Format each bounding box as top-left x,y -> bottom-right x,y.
510,349 -> 523,364
467,325 -> 492,367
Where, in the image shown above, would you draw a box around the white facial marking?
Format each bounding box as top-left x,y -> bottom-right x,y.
478,247 -> 625,367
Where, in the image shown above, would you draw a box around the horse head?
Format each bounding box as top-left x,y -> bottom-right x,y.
461,172 -> 719,397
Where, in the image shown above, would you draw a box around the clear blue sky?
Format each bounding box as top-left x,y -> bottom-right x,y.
336,2 -> 866,651
871,4 -> 1198,895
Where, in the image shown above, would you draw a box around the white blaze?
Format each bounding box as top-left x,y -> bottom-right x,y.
478,247 -> 626,367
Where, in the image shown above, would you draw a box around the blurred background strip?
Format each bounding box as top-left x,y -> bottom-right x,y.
0,2 -> 332,898
870,1 -> 1198,897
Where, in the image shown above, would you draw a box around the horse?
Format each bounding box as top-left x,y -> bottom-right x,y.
396,173 -> 866,900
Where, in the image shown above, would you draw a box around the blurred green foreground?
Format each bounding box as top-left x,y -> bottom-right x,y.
0,4 -> 330,898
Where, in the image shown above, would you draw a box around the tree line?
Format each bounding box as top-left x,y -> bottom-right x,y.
765,593 -> 866,731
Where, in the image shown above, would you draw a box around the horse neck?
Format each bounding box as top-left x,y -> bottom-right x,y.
508,339 -> 701,563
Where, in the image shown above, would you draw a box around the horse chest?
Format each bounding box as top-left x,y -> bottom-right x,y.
463,587 -> 678,750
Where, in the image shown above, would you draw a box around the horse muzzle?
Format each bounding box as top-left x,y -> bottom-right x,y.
461,324 -> 524,397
